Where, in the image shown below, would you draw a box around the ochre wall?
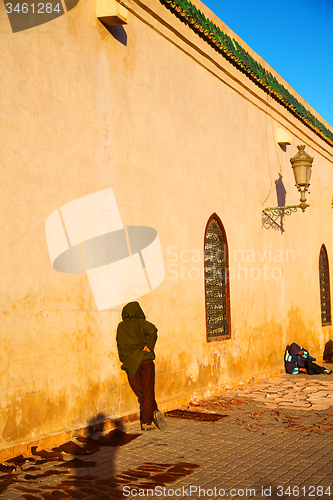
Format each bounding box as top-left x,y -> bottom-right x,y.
1,0 -> 333,451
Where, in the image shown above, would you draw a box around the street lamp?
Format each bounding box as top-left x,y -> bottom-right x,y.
262,145 -> 314,228
290,145 -> 313,212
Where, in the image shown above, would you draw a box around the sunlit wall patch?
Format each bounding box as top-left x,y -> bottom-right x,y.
45,188 -> 165,310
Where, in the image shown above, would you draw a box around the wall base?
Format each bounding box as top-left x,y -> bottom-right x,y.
0,368 -> 284,462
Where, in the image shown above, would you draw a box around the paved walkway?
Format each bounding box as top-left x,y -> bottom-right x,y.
1,373 -> 333,499
234,374 -> 333,411
191,373 -> 333,412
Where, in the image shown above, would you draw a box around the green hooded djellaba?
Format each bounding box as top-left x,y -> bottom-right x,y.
116,301 -> 157,379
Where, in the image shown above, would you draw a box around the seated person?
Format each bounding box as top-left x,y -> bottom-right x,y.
285,343 -> 332,375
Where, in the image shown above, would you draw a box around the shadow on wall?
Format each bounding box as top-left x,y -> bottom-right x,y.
101,23 -> 128,45
87,412 -> 110,436
323,340 -> 333,363
275,173 -> 287,234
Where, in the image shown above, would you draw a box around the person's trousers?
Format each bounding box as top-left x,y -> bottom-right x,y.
305,357 -> 324,375
127,359 -> 158,425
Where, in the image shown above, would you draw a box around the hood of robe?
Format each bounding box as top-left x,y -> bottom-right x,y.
121,301 -> 146,321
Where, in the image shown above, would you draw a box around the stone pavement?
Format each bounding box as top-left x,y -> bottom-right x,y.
232,373 -> 333,411
1,373 -> 333,500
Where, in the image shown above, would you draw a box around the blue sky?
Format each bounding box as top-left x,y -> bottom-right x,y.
203,0 -> 333,128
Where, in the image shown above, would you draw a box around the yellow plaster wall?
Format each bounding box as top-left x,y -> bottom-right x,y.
1,0 -> 333,450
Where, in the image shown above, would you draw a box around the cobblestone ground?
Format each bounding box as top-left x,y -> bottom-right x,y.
1,373 -> 333,500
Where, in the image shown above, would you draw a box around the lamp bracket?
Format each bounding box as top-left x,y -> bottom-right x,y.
262,205 -> 303,229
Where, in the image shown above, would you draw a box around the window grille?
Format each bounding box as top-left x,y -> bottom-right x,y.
319,245 -> 331,325
204,216 -> 230,340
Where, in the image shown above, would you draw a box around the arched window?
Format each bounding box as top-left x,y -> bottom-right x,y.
204,214 -> 231,341
319,245 -> 331,326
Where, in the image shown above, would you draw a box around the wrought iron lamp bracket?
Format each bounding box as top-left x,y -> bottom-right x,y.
261,204 -> 305,229
262,145 -> 313,230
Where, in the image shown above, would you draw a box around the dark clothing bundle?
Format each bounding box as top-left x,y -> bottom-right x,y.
116,301 -> 158,425
285,343 -> 325,375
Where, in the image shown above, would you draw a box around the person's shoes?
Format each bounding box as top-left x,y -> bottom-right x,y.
323,368 -> 332,374
153,410 -> 167,431
141,423 -> 156,431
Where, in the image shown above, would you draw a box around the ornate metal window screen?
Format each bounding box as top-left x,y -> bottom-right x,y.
319,245 -> 331,326
204,216 -> 230,340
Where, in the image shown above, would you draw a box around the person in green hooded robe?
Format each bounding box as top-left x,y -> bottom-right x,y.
116,301 -> 167,431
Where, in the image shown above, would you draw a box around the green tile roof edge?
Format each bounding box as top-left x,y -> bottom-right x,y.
159,0 -> 333,147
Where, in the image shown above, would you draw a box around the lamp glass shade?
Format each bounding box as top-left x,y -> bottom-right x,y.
292,164 -> 312,187
290,145 -> 313,188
